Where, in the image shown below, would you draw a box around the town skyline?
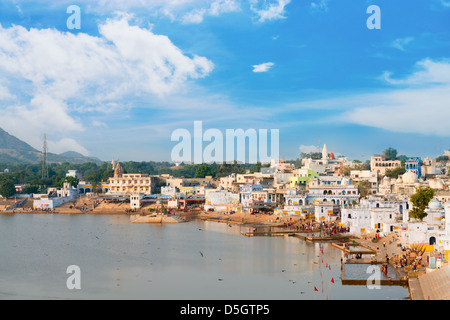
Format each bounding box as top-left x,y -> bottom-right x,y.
0,1 -> 449,162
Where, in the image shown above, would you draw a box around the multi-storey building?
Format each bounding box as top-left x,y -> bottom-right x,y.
405,157 -> 422,178
370,155 -> 402,176
108,162 -> 156,194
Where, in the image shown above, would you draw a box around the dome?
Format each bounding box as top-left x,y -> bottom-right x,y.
429,178 -> 444,189
428,198 -> 442,210
402,171 -> 418,184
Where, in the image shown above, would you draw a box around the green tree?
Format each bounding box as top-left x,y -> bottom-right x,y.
216,162 -> 245,178
0,179 -> 16,198
409,186 -> 435,222
250,162 -> 262,173
356,180 -> 372,199
91,181 -> 103,194
300,152 -> 322,160
382,147 -> 398,161
341,162 -> 370,176
385,166 -> 406,178
60,176 -> 79,188
194,164 -> 214,178
397,155 -> 407,165
436,155 -> 449,162
22,185 -> 39,194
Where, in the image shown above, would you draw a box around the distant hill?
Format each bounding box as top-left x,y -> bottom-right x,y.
0,128 -> 102,164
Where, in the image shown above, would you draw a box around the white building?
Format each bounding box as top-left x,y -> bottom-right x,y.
350,170 -> 378,193
219,174 -> 236,191
161,186 -> 179,196
341,198 -> 408,235
66,170 -> 83,180
423,199 -> 445,228
442,203 -> 450,260
130,193 -> 142,210
33,182 -> 77,210
307,176 -> 359,206
168,198 -> 180,209
399,199 -> 447,252
204,188 -> 240,212
281,188 -> 309,216
314,203 -> 339,222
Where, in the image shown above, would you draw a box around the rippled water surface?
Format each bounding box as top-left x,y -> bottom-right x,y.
0,214 -> 409,300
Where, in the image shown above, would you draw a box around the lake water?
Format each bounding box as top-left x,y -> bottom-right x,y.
0,214 -> 409,300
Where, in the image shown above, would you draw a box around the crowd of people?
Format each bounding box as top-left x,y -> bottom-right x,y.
280,218 -> 350,237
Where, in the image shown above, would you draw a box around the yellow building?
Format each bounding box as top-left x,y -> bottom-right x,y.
108,162 -> 156,194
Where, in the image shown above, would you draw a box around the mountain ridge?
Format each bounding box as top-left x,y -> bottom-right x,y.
0,128 -> 102,164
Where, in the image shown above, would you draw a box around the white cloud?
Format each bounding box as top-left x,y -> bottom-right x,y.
0,84 -> 15,100
48,138 -> 90,156
9,0 -> 240,24
390,36 -> 414,51
277,57 -> 450,138
341,85 -> 449,135
330,58 -> 450,136
299,145 -> 319,153
310,0 -> 329,12
382,58 -> 450,85
441,0 -> 450,7
252,62 -> 274,72
250,0 -> 291,23
181,0 -> 240,24
0,15 -> 214,153
92,120 -> 108,128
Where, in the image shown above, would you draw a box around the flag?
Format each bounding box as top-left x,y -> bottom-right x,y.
331,278 -> 334,283
329,265 -> 331,271
314,286 -> 318,292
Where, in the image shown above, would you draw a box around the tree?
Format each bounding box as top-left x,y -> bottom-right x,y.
409,186 -> 435,222
356,180 -> 372,199
91,181 -> 103,194
0,179 -> 16,198
436,155 -> 449,162
382,147 -> 398,161
60,176 -> 79,188
216,162 -> 245,178
341,162 -> 370,176
397,155 -> 407,165
250,162 -> 262,173
385,166 -> 405,178
194,164 -> 214,178
301,152 -> 322,160
22,185 -> 39,194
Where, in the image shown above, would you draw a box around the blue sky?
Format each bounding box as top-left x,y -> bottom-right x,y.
0,0 -> 449,163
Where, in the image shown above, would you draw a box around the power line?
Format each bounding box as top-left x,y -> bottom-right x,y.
42,133 -> 48,180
